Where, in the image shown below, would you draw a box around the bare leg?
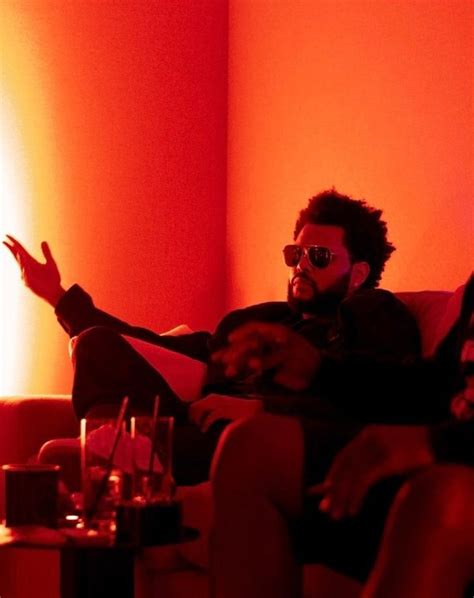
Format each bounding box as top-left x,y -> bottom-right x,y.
210,414 -> 305,598
363,465 -> 474,598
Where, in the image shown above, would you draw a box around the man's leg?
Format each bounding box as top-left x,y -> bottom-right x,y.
71,326 -> 188,420
210,413 -> 305,598
363,465 -> 474,598
70,326 -> 221,485
173,421 -> 227,485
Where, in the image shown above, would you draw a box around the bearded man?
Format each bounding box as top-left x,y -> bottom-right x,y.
4,189 -> 419,483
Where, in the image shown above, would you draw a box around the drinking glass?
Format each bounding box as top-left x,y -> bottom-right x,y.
80,418 -> 129,534
2,463 -> 60,528
130,416 -> 175,504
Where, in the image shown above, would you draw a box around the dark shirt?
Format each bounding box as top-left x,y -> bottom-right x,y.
310,274 -> 474,465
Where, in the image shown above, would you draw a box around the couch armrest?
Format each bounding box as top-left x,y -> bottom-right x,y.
0,395 -> 78,518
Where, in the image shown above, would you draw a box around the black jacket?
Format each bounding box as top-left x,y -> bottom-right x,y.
55,281 -> 474,464
55,284 -> 420,399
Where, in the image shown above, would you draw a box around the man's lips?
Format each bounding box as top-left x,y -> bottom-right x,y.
291,275 -> 313,287
291,276 -> 317,296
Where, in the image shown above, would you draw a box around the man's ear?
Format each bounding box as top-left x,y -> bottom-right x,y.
349,261 -> 370,291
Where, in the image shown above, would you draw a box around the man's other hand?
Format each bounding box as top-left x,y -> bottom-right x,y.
309,425 -> 435,520
212,322 -> 321,391
189,394 -> 263,433
3,235 -> 65,307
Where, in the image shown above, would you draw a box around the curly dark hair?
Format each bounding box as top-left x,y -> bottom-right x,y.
293,189 -> 395,288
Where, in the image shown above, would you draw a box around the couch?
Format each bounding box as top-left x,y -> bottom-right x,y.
0,286 -> 463,597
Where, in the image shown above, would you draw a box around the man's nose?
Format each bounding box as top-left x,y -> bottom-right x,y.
295,249 -> 312,271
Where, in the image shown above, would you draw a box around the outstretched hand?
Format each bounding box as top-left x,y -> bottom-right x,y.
3,235 -> 65,307
212,321 -> 321,391
308,424 -> 435,520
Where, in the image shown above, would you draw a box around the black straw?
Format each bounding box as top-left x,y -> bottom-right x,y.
86,396 -> 129,522
146,395 -> 160,500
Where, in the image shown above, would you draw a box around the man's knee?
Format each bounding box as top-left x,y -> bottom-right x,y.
394,464 -> 474,529
71,326 -> 123,363
211,415 -> 269,482
211,414 -> 303,493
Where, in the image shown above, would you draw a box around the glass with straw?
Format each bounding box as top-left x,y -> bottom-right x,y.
80,397 -> 129,535
130,396 -> 175,504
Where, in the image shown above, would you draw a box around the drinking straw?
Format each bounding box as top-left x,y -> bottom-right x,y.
146,395 -> 160,500
164,416 -> 175,500
87,396 -> 129,521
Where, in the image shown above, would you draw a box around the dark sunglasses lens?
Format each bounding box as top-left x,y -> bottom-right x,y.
283,245 -> 301,267
308,246 -> 331,268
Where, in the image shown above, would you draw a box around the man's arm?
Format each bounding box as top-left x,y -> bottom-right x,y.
4,235 -> 211,361
309,418 -> 474,520
312,351 -> 453,422
210,319 -> 446,421
336,288 -> 421,361
211,321 -> 321,391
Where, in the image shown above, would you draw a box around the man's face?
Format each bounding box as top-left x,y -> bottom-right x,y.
286,223 -> 360,315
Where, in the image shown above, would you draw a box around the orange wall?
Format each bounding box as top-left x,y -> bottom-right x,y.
1,1 -> 473,395
227,0 -> 473,309
1,1 -> 228,394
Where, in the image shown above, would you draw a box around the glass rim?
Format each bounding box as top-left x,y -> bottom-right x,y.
2,463 -> 61,473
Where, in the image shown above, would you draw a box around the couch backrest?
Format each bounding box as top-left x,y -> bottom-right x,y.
0,395 -> 78,518
396,289 -> 456,358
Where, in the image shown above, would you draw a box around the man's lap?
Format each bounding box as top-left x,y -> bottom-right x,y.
301,416 -> 362,487
297,417 -> 404,581
293,476 -> 405,581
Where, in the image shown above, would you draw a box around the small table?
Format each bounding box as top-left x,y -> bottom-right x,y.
0,524 -> 197,598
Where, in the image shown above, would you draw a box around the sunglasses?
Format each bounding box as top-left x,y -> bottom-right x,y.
283,244 -> 338,269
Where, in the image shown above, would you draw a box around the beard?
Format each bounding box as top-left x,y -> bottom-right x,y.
287,271 -> 351,316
